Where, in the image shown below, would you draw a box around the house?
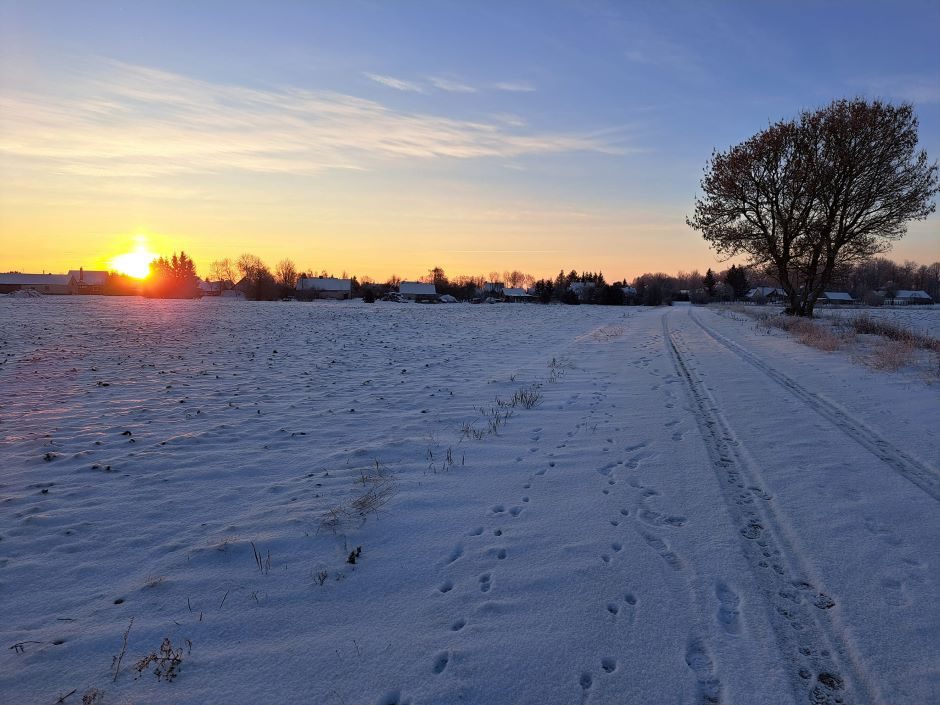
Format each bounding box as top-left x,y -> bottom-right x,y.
68,269 -> 109,295
0,273 -> 73,295
197,279 -> 223,296
819,291 -> 854,305
568,281 -> 596,302
502,287 -> 534,302
502,287 -> 533,302
746,287 -> 787,302
884,290 -> 933,305
482,282 -> 504,296
296,276 -> 352,300
399,281 -> 438,302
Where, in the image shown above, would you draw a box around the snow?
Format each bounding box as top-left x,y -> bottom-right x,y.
819,305 -> 940,339
1,298 -> 937,704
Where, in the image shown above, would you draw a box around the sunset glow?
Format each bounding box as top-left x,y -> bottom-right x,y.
108,241 -> 157,279
0,2 -> 937,280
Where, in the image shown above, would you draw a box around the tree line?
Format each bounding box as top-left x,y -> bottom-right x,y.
136,248 -> 937,306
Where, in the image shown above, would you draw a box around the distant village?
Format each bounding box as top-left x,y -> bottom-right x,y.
2,255 -> 937,307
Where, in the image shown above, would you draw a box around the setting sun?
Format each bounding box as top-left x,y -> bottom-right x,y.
109,241 -> 157,279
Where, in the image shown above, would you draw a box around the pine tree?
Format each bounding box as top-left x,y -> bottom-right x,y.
703,269 -> 717,297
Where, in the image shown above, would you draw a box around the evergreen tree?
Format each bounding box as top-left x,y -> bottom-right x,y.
725,265 -> 749,299
703,269 -> 717,297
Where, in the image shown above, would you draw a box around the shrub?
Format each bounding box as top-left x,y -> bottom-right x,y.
866,340 -> 916,371
850,314 -> 939,351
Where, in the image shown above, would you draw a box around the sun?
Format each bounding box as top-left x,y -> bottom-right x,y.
110,242 -> 158,279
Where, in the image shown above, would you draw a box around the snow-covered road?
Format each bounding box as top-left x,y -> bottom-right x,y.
1,299 -> 937,704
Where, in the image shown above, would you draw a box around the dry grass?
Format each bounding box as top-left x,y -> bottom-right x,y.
763,315 -> 842,351
848,314 -> 940,352
865,340 -> 917,371
745,307 -> 939,377
319,464 -> 397,534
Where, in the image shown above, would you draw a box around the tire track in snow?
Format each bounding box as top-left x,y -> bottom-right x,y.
663,312 -> 877,705
689,309 -> 940,502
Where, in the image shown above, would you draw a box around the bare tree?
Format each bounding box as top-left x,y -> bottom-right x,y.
274,258 -> 298,288
237,253 -> 276,300
208,258 -> 236,284
689,99 -> 938,316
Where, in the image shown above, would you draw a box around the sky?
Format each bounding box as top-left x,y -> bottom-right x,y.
1,0 -> 938,282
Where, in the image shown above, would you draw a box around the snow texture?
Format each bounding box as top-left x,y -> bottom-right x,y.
1,298 -> 937,704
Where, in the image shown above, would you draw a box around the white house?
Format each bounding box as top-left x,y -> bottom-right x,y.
885,290 -> 933,305
819,291 -> 854,305
399,281 -> 437,301
296,276 -> 352,300
746,287 -> 787,302
197,279 -> 223,296
568,281 -> 596,301
0,273 -> 73,295
502,287 -> 534,302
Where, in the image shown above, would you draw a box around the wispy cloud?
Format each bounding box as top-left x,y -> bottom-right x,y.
428,76 -> 477,93
494,81 -> 536,93
0,60 -> 627,180
491,113 -> 527,128
857,74 -> 940,105
623,37 -> 706,80
364,72 -> 425,93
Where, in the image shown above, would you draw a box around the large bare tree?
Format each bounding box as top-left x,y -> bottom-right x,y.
208,258 -> 236,285
274,258 -> 298,288
688,99 -> 938,316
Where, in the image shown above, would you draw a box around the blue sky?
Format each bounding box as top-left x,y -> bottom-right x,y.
1,0 -> 938,279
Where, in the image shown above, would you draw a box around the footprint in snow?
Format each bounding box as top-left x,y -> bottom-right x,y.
479,573 -> 492,593
685,639 -> 721,705
374,690 -> 411,705
432,651 -> 450,674
601,657 -> 617,673
715,582 -> 740,634
579,671 -> 593,691
468,527 -> 484,537
438,580 -> 454,594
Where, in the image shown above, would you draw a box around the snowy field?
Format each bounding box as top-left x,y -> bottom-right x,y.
817,305 -> 940,339
1,298 -> 938,705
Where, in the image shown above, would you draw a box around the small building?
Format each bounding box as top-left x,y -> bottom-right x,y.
0,273 -> 73,295
746,287 -> 787,303
482,282 -> 504,296
68,269 -> 109,295
502,287 -> 534,302
198,279 -> 223,296
568,281 -> 596,302
399,281 -> 438,302
819,291 -> 854,305
885,290 -> 933,305
296,276 -> 352,300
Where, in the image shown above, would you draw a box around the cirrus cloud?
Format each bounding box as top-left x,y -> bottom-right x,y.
0,60 -> 629,180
